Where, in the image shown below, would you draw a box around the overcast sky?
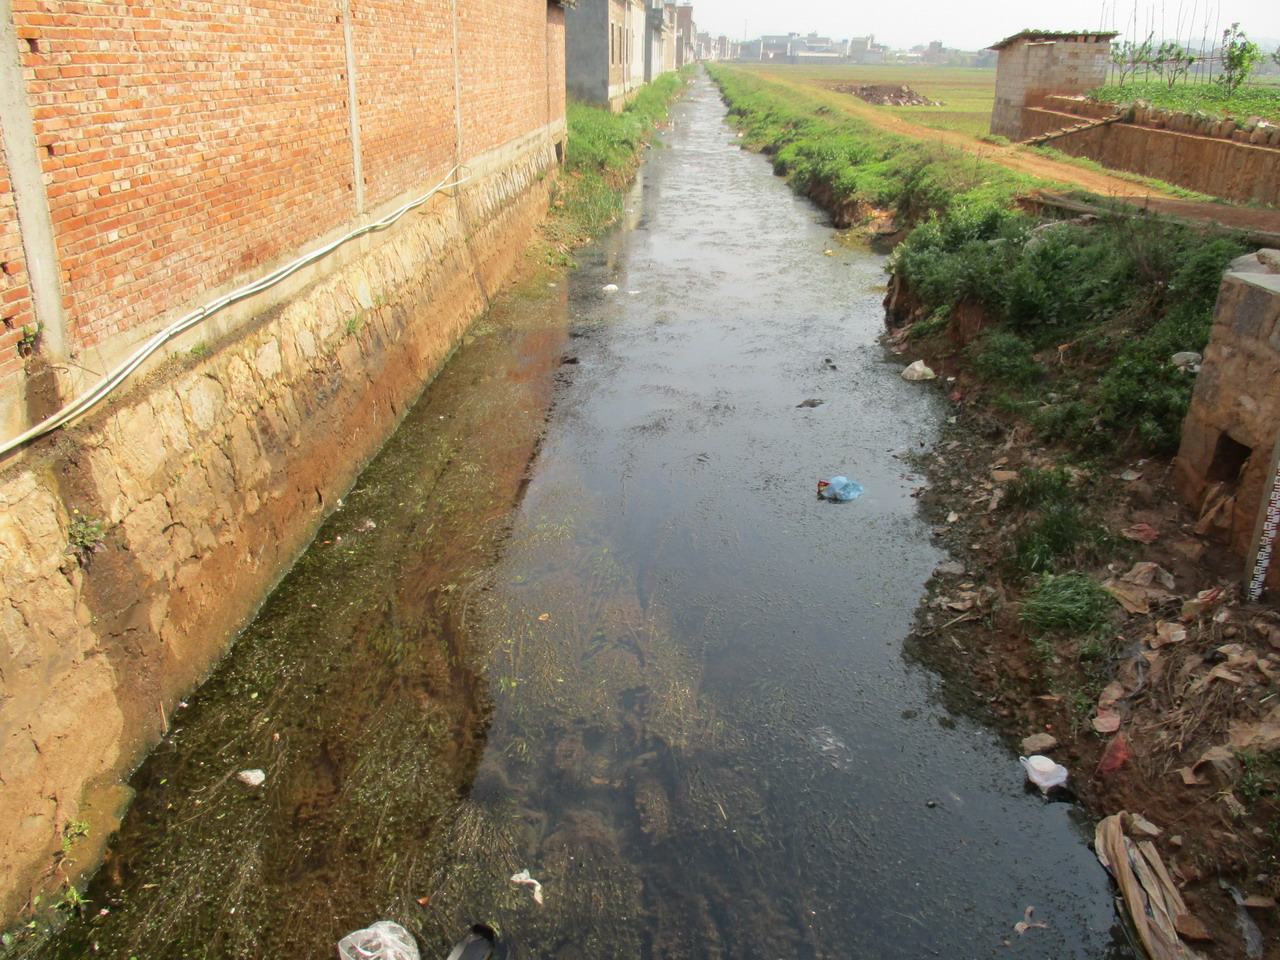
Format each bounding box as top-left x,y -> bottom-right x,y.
692,1 -> 1280,53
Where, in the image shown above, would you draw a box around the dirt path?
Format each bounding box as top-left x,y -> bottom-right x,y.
757,70 -> 1178,198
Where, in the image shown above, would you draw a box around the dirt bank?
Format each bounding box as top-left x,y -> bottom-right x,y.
886,306 -> 1280,959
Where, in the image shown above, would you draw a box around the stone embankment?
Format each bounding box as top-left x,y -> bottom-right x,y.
1020,95 -> 1280,206
0,144 -> 557,920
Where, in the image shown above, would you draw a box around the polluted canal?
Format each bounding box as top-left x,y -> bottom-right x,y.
32,74 -> 1132,960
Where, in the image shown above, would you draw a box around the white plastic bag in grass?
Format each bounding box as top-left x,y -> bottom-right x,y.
338,921 -> 420,960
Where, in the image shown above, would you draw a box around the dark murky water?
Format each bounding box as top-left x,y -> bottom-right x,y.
26,75 -> 1130,960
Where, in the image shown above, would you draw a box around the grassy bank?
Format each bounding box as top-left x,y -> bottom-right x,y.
892,204 -> 1246,454
706,63 -> 1043,224
547,69 -> 692,249
1089,80 -> 1280,124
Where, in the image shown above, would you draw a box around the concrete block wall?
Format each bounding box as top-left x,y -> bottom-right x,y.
991,38 -> 1110,140
1174,254 -> 1280,591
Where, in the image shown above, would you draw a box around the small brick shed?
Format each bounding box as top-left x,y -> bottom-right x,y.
989,30 -> 1116,141
1174,251 -> 1280,594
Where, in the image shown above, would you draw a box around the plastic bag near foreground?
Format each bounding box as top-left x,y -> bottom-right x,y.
338,921 -> 421,960
819,476 -> 864,501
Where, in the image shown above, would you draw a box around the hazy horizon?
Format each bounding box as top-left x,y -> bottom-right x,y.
688,0 -> 1280,54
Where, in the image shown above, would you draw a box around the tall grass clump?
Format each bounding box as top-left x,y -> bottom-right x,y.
1020,572 -> 1114,639
557,69 -> 692,238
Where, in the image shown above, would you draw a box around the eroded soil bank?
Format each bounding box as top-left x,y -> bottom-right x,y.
893,341 -> 1280,959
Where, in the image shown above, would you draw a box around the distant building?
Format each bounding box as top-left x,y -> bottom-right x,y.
644,0 -> 675,82
565,0 -> 648,111
672,3 -> 696,67
988,30 -> 1116,140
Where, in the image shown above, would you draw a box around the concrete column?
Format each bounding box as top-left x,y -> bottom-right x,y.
341,0 -> 364,214
0,0 -> 68,362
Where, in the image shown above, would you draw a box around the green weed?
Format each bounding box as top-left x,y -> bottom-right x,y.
1236,751 -> 1277,805
1005,467 -> 1075,510
1020,572 -> 1114,639
67,510 -> 105,558
970,329 -> 1040,388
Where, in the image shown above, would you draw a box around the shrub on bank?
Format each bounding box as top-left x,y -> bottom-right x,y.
894,205 -> 1247,453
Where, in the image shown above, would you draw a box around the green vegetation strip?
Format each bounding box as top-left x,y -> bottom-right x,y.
706,63 -> 1046,222
1090,80 -> 1280,124
553,69 -> 692,241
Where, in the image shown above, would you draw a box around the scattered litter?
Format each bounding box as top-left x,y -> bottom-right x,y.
1226,884 -> 1266,959
946,511 -> 959,523
511,869 -> 544,905
818,476 -> 864,501
537,613 -> 551,622
627,290 -> 639,295
1020,732 -> 1059,754
901,360 -> 935,381
1226,707 -> 1280,752
338,920 -> 421,960
356,519 -> 377,532
1125,812 -> 1162,837
444,926 -> 496,960
1020,754 -> 1068,792
1092,709 -> 1122,734
602,284 -> 618,292
1123,523 -> 1160,543
1170,351 -> 1202,373
237,769 -> 266,787
1094,813 -> 1206,960
1104,562 -> 1177,614
796,398 -> 825,408
1097,680 -> 1126,708
1180,587 -> 1224,622
1150,621 -> 1187,648
1097,733 -> 1130,774
1119,469 -> 1142,482
1013,905 -> 1048,935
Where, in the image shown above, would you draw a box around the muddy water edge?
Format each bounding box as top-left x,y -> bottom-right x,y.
25,74 -> 1133,960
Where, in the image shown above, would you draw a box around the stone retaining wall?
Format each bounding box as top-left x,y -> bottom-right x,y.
1020,96 -> 1280,205
0,138 -> 557,922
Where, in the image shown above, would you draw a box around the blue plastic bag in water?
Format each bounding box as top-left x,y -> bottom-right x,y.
818,476 -> 864,501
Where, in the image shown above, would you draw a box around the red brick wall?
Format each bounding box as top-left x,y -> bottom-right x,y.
0,147 -> 32,385
458,2 -> 560,158
3,0 -> 564,414
547,5 -> 566,127
353,2 -> 455,203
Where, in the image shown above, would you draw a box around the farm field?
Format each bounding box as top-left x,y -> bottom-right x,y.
732,63 -> 997,138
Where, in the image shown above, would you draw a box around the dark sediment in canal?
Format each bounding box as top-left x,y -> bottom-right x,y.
24,74 -> 1133,960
